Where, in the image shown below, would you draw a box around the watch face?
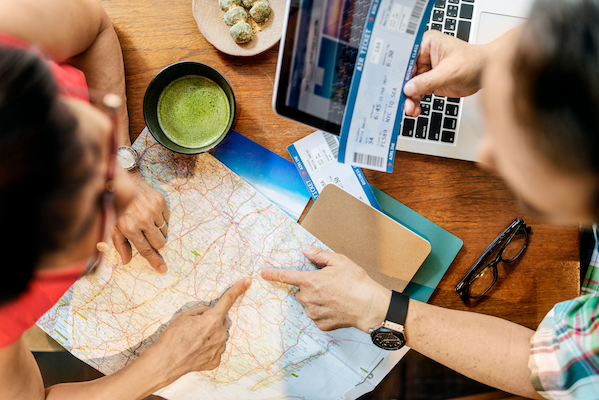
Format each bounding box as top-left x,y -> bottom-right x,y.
371,328 -> 405,350
117,147 -> 137,170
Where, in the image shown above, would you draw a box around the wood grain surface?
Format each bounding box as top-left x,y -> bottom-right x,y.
101,0 -> 579,330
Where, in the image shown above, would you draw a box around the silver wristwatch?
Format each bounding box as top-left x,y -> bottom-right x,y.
116,146 -> 139,171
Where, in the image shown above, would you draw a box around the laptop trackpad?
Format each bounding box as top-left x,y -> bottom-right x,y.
476,12 -> 527,45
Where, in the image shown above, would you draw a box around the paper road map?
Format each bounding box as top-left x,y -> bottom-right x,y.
38,129 -> 402,400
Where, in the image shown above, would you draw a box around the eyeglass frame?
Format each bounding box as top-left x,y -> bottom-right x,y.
454,218 -> 532,300
85,93 -> 121,276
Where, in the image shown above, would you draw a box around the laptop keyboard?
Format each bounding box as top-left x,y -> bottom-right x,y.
400,0 -> 474,145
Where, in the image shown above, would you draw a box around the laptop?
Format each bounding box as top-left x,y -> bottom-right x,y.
273,0 -> 534,162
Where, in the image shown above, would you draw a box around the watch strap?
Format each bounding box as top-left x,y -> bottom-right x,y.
384,290 -> 409,326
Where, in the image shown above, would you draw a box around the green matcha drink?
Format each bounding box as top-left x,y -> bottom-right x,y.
157,75 -> 230,149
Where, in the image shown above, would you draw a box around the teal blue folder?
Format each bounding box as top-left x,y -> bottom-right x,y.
371,186 -> 463,303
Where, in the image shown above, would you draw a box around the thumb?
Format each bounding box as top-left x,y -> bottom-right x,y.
404,65 -> 452,98
301,245 -> 337,267
211,278 -> 252,315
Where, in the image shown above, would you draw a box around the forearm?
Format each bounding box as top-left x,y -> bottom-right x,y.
0,338 -> 172,400
264,249 -> 545,398
45,353 -> 171,400
0,0 -> 130,144
66,8 -> 130,145
405,300 -> 543,399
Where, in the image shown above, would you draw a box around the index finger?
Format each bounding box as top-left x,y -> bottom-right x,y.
211,278 -> 252,315
130,233 -> 167,273
260,268 -> 306,286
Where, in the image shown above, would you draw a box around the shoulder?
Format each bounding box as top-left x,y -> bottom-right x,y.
552,292 -> 598,329
533,293 -> 598,346
0,289 -> 47,349
528,293 -> 599,398
0,0 -> 108,63
0,266 -> 82,349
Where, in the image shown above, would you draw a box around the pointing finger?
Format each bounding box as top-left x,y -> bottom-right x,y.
132,235 -> 167,273
260,268 -> 306,286
212,278 -> 251,315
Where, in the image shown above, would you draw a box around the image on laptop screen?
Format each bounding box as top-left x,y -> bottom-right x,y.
275,0 -> 370,134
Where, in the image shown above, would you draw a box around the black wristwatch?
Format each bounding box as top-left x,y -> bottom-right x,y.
369,290 -> 409,350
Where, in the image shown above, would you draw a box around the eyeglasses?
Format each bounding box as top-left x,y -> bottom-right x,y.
86,93 -> 121,275
455,218 -> 532,300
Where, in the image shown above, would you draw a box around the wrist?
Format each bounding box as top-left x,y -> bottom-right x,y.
128,167 -> 144,181
367,290 -> 410,351
359,286 -> 392,333
135,346 -> 180,390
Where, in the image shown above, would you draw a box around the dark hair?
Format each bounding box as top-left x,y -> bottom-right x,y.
0,46 -> 92,305
512,0 -> 599,177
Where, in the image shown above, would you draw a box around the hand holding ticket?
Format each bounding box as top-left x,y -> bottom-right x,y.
338,0 -> 435,172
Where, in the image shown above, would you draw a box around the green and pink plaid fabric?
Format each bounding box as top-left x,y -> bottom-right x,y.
582,228 -> 599,294
528,227 -> 599,399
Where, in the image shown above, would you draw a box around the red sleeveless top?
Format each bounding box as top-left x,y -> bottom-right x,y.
0,32 -> 90,348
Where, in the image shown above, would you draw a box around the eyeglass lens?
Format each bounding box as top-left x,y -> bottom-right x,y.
466,225 -> 529,298
500,227 -> 528,262
468,265 -> 497,298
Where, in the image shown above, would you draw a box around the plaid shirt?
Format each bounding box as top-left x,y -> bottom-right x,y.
528,229 -> 599,399
582,227 -> 599,295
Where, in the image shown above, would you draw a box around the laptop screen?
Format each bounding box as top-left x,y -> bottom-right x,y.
274,0 -> 370,134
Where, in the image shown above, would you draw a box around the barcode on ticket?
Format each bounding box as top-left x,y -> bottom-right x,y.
353,152 -> 384,168
406,0 -> 427,35
323,132 -> 340,158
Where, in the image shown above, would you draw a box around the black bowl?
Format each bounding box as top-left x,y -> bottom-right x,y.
143,61 -> 236,154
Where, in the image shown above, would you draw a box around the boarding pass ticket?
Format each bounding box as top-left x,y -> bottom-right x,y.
338,0 -> 435,172
288,131 -> 381,210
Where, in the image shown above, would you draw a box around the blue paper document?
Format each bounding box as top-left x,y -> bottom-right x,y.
338,0 -> 434,172
213,130 -> 311,221
288,131 -> 381,210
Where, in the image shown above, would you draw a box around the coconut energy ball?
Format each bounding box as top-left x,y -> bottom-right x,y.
242,0 -> 255,9
224,6 -> 248,26
249,0 -> 271,23
218,0 -> 270,44
219,0 -> 241,11
229,22 -> 252,43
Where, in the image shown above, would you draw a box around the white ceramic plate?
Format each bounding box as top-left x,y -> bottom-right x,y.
192,0 -> 284,56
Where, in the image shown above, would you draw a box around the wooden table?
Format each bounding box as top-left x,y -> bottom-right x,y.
100,0 -> 579,331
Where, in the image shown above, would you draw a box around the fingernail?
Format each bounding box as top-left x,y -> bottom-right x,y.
244,278 -> 252,288
404,81 -> 417,96
158,264 -> 167,273
301,244 -> 313,254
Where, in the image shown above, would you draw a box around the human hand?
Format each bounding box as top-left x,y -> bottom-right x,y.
144,278 -> 251,385
260,246 -> 391,333
112,172 -> 169,273
404,30 -> 488,116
